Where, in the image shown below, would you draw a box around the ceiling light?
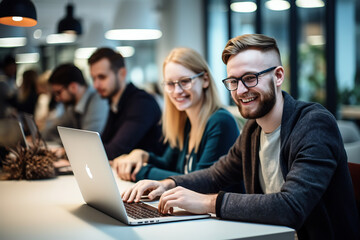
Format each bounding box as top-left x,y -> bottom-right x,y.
57,3 -> 82,35
230,1 -> 257,13
15,52 -> 39,63
0,0 -> 37,27
296,0 -> 324,8
116,46 -> 135,57
106,0 -> 162,41
15,37 -> 39,63
75,47 -> 96,59
0,37 -> 26,47
307,35 -> 324,46
46,33 -> 77,44
0,24 -> 26,47
265,0 -> 290,11
105,29 -> 162,41
75,46 -> 135,59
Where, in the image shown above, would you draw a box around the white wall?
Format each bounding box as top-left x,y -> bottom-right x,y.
156,0 -> 205,82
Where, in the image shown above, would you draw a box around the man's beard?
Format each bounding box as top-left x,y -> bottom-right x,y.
63,91 -> 77,107
107,75 -> 121,100
236,80 -> 276,119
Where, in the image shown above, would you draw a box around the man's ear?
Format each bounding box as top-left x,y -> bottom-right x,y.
274,66 -> 285,87
202,72 -> 210,89
68,82 -> 78,93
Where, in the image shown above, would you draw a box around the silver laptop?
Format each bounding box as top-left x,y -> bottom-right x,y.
21,113 -> 39,144
0,118 -> 28,149
57,126 -> 210,225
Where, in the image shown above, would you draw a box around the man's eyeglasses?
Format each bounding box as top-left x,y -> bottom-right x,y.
53,86 -> 66,96
222,66 -> 277,91
162,72 -> 204,93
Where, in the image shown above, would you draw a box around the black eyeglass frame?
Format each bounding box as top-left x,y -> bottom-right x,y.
162,71 -> 205,93
53,85 -> 67,97
222,66 -> 277,91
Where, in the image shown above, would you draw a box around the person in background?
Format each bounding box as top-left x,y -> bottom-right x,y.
88,48 -> 165,160
11,69 -> 39,115
113,48 -> 239,182
122,34 -> 360,240
0,55 -> 17,118
34,70 -> 64,131
0,55 -> 17,167
41,63 -> 108,144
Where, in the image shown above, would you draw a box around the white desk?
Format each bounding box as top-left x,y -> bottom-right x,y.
0,175 -> 294,240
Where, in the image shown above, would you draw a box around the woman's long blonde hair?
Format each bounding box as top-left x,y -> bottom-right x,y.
162,48 -> 222,152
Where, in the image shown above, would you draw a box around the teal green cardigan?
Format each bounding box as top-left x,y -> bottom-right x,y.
135,108 -> 240,181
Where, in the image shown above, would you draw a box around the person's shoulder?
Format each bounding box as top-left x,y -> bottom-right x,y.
206,108 -> 239,131
127,83 -> 155,99
297,100 -> 333,121
288,100 -> 337,137
84,87 -> 107,105
128,83 -> 159,105
284,91 -> 335,124
123,84 -> 161,115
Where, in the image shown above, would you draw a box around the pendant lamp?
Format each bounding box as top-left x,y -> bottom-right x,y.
265,0 -> 290,11
105,0 -> 162,41
0,24 -> 26,48
57,3 -> 82,35
0,0 -> 37,27
230,1 -> 258,13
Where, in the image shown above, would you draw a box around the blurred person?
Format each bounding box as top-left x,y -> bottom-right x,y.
0,55 -> 17,118
41,63 -> 108,144
122,34 -> 360,240
11,69 -> 39,115
34,70 -> 64,131
0,55 -> 17,167
113,48 -> 239,182
88,48 -> 165,160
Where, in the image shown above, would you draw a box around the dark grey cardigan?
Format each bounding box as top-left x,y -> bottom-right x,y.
171,91 -> 360,240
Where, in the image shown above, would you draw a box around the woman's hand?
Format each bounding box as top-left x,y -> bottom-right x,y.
113,149 -> 149,181
121,179 -> 176,203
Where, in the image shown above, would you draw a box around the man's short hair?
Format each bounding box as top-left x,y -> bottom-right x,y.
88,47 -> 126,73
48,63 -> 87,87
222,34 -> 281,65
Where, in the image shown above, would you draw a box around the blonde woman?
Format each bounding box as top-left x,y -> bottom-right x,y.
113,48 -> 239,182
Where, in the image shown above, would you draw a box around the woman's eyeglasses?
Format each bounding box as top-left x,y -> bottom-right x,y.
162,72 -> 204,93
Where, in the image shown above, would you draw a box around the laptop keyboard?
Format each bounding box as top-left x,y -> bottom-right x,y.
124,202 -> 169,219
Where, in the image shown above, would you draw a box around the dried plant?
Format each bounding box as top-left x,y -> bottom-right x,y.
1,138 -> 57,180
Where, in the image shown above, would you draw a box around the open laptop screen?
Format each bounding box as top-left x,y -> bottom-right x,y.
0,118 -> 28,149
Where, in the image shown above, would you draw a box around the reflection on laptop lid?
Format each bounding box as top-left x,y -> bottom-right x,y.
0,118 -> 28,149
57,126 -> 210,225
21,113 -> 40,143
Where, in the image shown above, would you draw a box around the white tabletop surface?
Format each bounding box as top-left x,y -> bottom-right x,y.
0,174 -> 294,240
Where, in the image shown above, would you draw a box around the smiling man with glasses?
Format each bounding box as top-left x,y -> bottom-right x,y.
122,34 -> 359,240
222,66 -> 276,90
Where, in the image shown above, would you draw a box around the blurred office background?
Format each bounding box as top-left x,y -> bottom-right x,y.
0,0 -> 359,119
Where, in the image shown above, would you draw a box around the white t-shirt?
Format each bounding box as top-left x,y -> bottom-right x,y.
258,126 -> 284,194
